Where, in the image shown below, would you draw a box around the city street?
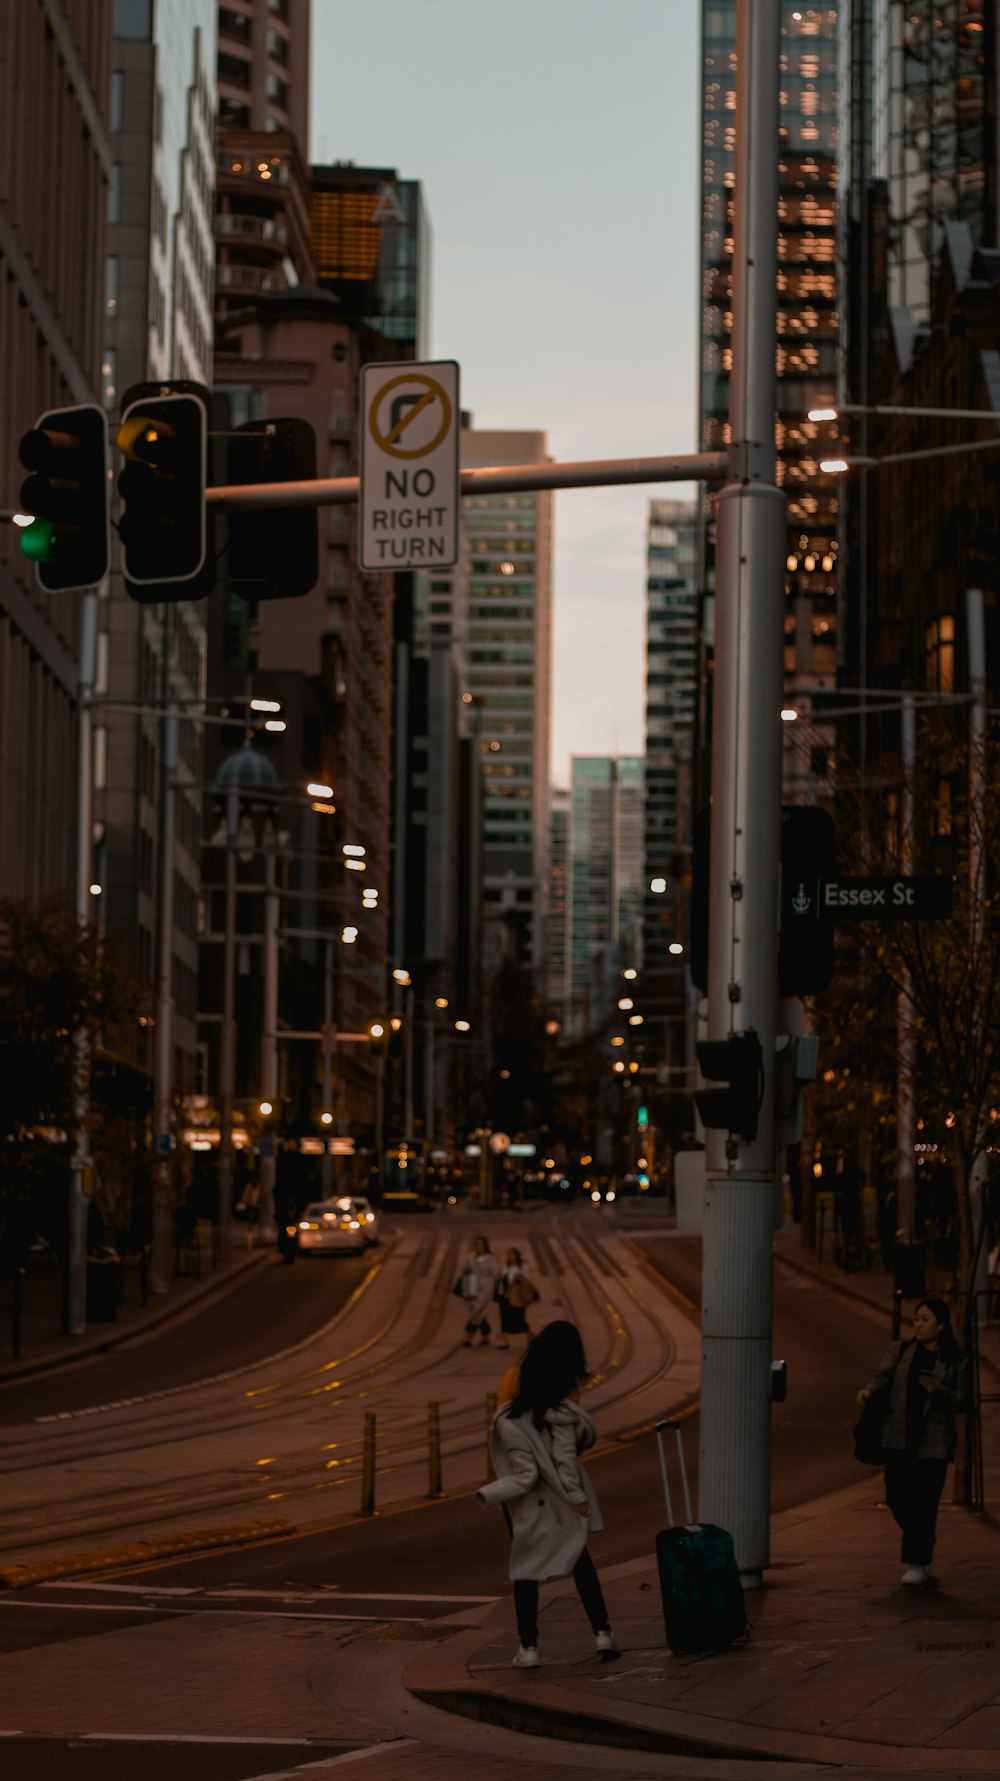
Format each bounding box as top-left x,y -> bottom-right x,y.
0,1205 -> 898,1780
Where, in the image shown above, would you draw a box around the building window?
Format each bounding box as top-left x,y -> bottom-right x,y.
925,613 -> 955,694
108,164 -> 121,225
218,51 -> 251,90
265,73 -> 289,110
110,70 -> 124,132
114,0 -> 152,37
266,26 -> 289,63
220,8 -> 253,44
219,97 -> 251,129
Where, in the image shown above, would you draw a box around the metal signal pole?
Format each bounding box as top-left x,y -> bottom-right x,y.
698,0 -> 786,1585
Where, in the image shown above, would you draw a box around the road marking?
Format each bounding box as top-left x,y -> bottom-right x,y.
253,1743 -> 418,1778
42,1581 -> 498,1605
0,1599 -> 431,1623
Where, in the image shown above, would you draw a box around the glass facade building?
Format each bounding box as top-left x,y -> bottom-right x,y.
701,2 -> 840,713
310,164 -> 430,358
644,500 -> 699,976
460,427 -> 553,975
567,757 -> 645,1039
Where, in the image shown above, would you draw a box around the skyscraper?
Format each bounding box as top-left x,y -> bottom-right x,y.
0,2 -> 113,901
310,164 -> 430,358
460,425 -> 553,977
100,2 -> 217,1092
566,757 -> 645,1039
644,500 -> 699,981
700,2 -> 840,744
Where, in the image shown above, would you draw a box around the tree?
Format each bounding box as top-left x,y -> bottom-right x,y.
0,900 -> 148,1254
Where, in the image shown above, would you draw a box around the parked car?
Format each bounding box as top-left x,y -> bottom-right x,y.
297,1201 -> 368,1254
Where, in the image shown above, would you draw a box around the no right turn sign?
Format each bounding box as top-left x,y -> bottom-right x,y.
359,359 -> 460,571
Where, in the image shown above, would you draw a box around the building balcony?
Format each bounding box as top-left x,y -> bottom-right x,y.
216,263 -> 280,294
215,213 -> 288,251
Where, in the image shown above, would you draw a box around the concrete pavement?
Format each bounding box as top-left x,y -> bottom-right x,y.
399,1222 -> 1000,1772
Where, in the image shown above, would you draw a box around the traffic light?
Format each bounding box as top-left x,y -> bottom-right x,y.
117,382 -> 210,600
227,417 -> 319,602
778,806 -> 836,995
368,1019 -> 388,1057
18,403 -> 109,591
637,1104 -> 649,1133
695,1031 -> 764,1140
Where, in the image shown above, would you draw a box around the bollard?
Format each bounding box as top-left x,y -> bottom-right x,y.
892,1288 -> 903,1341
359,1409 -> 376,1515
427,1400 -> 444,1499
485,1389 -> 498,1481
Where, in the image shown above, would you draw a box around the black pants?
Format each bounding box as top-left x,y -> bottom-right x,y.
883,1454 -> 949,1566
513,1545 -> 609,1649
464,1315 -> 490,1337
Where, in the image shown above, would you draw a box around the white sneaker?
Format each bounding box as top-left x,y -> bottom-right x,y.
902,1564 -> 929,1586
596,1628 -> 620,1660
512,1644 -> 540,1667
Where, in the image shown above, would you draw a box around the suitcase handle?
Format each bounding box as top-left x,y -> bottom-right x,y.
655,1418 -> 693,1524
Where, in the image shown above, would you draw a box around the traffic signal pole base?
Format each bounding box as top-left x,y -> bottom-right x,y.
699,1170 -> 775,1583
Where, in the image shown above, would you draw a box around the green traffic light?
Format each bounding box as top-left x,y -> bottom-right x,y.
18,518 -> 57,563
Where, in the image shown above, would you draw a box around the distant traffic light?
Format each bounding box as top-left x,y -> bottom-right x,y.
637,1104 -> 649,1132
117,383 -> 210,600
18,404 -> 109,591
227,417 -> 319,602
695,1031 -> 764,1141
778,806 -> 836,995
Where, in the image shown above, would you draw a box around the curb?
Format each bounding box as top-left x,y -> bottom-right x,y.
0,1250 -> 269,1388
0,1515 -> 294,1589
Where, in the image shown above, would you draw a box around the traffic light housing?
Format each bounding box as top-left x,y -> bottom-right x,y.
695,1030 -> 764,1140
690,805 -> 837,996
18,403 -> 109,591
227,418 -> 319,602
117,382 -> 210,600
778,806 -> 836,995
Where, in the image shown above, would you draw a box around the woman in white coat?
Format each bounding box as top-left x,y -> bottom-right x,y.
462,1236 -> 500,1347
478,1320 -> 618,1667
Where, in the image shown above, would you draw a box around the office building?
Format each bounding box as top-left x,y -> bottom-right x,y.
700,0 -> 840,777
99,2 -> 217,1095
566,757 -> 645,1039
546,788 -> 571,1029
310,164 -> 430,358
644,500 -> 699,975
216,0 -> 309,145
0,2 -> 113,902
460,424 -> 554,977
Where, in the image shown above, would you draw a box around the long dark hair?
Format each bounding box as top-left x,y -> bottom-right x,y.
509,1320 -> 589,1429
915,1297 -> 963,1363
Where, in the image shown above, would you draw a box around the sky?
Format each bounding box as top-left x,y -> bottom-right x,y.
310,0 -> 701,788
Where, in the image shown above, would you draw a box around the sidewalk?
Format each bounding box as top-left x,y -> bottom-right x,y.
0,1239 -> 267,1386
404,1224 -> 1000,1770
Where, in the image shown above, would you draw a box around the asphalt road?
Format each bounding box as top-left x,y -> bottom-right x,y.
77,1231 -> 889,1596
0,1250 -> 371,1426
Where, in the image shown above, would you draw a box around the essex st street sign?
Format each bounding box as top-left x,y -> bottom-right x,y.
359,359 -> 459,571
822,875 -> 953,919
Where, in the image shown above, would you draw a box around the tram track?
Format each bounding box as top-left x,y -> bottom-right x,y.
0,1219 -> 692,1565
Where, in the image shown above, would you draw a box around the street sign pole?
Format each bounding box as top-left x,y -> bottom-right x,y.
699,0 -> 786,1586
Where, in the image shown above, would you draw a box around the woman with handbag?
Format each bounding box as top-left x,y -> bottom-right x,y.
496,1246 -> 538,1350
856,1296 -> 970,1587
477,1320 -> 618,1668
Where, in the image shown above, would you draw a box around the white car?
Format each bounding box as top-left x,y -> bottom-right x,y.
297,1201 -> 368,1254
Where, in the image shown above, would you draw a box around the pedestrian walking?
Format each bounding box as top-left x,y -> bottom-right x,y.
477,1319 -> 618,1668
856,1296 -> 970,1587
461,1236 -> 500,1347
495,1245 -> 539,1350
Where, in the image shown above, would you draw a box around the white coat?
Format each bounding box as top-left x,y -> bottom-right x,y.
478,1399 -> 604,1581
464,1251 -> 499,1323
